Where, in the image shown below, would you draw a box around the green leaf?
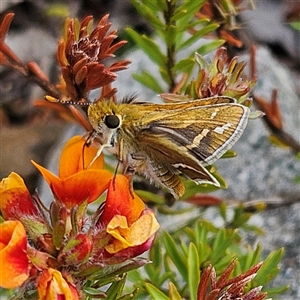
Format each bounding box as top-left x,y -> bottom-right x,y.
83,287 -> 106,297
176,18 -> 211,35
294,175 -> 300,184
211,228 -> 236,263
168,282 -> 182,300
195,39 -> 225,56
290,21 -> 300,31
135,189 -> 166,204
145,283 -> 170,300
181,178 -> 222,199
105,274 -> 127,300
173,57 -> 195,73
126,28 -> 166,66
246,243 -> 263,269
132,71 -> 164,93
163,232 -> 188,281
254,248 -> 285,285
88,258 -> 149,282
232,205 -> 252,227
173,0 -> 205,26
241,223 -> 265,235
217,256 -> 239,274
144,238 -> 174,287
149,236 -> 163,269
221,149 -> 237,159
165,25 -> 177,47
237,243 -> 263,276
138,0 -> 166,11
118,289 -> 141,300
249,110 -> 265,119
197,242 -> 211,265
195,220 -> 217,245
129,0 -> 165,31
46,4 -> 69,18
188,243 -> 200,300
159,67 -> 172,86
178,23 -> 220,51
219,202 -> 227,221
265,285 -> 290,296
127,269 -> 143,284
163,254 -> 178,283
52,220 -> 66,250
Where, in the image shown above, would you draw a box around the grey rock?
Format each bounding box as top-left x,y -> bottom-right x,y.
214,46 -> 300,299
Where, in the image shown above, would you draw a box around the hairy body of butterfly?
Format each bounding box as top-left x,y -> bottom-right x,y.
87,96 -> 250,197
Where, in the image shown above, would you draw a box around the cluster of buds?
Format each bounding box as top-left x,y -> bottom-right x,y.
0,136 -> 159,298
161,47 -> 255,106
186,47 -> 255,102
56,14 -> 130,102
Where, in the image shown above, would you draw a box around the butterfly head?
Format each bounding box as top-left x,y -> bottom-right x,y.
87,101 -> 122,147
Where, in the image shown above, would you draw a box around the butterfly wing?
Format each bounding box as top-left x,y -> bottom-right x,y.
116,98 -> 249,197
138,103 -> 249,165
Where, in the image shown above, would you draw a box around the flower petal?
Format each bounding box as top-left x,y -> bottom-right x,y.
99,175 -> 146,226
33,160 -> 112,207
56,170 -> 112,206
37,269 -> 79,300
0,220 -> 29,289
31,161 -> 61,190
0,172 -> 39,220
59,135 -> 104,179
105,210 -> 159,254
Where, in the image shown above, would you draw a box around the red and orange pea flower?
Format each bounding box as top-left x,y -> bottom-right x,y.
0,172 -> 50,242
32,135 -> 111,208
37,268 -> 79,300
0,220 -> 29,289
0,172 -> 39,220
95,174 -> 159,258
0,135 -> 159,296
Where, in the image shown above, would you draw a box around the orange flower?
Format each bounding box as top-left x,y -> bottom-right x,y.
0,172 -> 40,220
0,173 -> 50,241
0,220 -> 29,289
37,269 -> 79,300
32,136 -> 112,208
58,134 -> 104,177
97,175 -> 159,256
99,174 -> 146,226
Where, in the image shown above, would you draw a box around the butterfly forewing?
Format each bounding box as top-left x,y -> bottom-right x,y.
136,103 -> 249,165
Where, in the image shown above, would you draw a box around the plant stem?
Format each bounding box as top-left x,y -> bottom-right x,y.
164,0 -> 176,92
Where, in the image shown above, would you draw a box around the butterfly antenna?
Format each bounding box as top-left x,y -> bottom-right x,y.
45,95 -> 91,106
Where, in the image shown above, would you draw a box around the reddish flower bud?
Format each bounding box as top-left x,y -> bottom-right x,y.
58,233 -> 92,266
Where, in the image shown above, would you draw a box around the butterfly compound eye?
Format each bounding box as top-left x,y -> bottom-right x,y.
104,115 -> 120,129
